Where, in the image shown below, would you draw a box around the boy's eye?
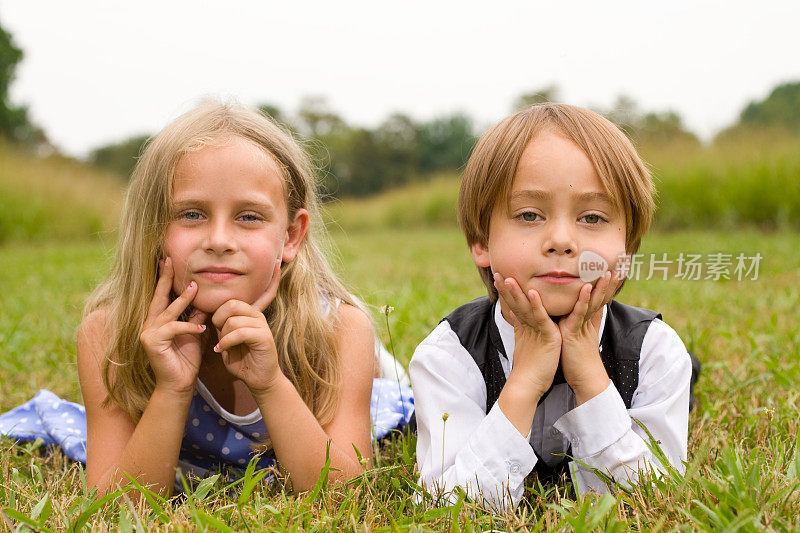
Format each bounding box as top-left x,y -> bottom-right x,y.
581,214 -> 604,224
239,213 -> 263,223
520,212 -> 540,222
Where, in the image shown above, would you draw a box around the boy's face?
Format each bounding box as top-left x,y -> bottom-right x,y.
471,130 -> 627,317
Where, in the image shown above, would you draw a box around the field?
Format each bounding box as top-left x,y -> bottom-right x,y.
1,226 -> 799,530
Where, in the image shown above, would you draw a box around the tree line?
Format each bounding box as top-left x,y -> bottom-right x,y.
1,17 -> 798,198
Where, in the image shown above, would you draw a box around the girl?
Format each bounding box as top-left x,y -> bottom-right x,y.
76,101 -> 400,495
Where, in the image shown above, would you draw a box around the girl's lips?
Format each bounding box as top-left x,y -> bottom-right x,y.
196,271 -> 242,282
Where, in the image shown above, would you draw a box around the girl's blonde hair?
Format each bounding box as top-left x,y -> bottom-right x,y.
85,101 -> 354,428
458,103 -> 656,300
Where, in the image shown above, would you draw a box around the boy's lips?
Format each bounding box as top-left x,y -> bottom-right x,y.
536,271 -> 579,285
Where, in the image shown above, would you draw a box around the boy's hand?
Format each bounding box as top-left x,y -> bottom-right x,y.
212,259 -> 284,396
493,273 -> 561,400
559,269 -> 625,405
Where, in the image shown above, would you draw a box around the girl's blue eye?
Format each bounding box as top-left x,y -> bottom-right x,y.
181,211 -> 202,221
520,212 -> 539,222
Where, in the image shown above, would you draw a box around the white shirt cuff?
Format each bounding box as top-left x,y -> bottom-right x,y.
553,381 -> 630,458
471,402 -> 538,488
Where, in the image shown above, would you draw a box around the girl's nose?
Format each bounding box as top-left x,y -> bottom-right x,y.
542,218 -> 577,256
203,220 -> 238,255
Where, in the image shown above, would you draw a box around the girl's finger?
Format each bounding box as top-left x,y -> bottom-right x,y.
214,327 -> 263,354
252,258 -> 282,313
212,299 -> 264,331
187,308 -> 208,326
156,320 -> 207,342
146,257 -> 174,323
159,281 -> 199,323
216,315 -> 260,340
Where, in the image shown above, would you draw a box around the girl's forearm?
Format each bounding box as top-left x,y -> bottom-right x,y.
253,376 -> 365,492
94,387 -> 193,495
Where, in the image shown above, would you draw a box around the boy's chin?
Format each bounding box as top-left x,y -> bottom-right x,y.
540,295 -> 580,318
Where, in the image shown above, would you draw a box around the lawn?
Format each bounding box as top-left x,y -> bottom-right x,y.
1,227 -> 799,530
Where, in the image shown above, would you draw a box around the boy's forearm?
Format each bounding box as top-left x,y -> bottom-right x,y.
497,373 -> 543,436
94,387 -> 193,495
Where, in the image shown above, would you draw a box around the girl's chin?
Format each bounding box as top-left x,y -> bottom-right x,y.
191,291 -> 254,314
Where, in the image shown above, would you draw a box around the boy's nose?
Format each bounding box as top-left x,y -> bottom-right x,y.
542,219 -> 577,256
203,221 -> 238,255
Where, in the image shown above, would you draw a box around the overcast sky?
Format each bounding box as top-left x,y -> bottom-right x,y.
2,1 -> 799,157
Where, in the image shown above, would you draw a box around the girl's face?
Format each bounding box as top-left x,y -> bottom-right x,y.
162,136 -> 308,314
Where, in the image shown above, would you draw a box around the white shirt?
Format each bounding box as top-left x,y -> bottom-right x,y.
409,302 -> 691,510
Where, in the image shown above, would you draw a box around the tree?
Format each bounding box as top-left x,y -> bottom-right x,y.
717,81 -> 800,139
512,85 -> 560,111
296,96 -> 345,138
90,134 -> 151,179
0,18 -> 43,146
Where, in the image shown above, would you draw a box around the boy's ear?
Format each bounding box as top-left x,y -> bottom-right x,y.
470,242 -> 491,268
282,208 -> 309,263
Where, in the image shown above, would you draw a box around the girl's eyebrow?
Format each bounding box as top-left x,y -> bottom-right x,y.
171,197 -> 277,212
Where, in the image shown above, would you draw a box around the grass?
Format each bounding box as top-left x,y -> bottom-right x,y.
1,227 -> 799,530
324,134 -> 800,234
0,143 -> 123,244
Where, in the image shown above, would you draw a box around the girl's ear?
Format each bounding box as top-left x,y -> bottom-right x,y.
282,208 -> 310,263
470,242 -> 491,268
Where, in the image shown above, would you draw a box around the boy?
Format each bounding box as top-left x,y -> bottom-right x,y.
409,104 -> 692,509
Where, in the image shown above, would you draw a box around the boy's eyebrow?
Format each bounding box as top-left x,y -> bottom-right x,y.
575,191 -> 615,205
509,190 -> 614,205
509,189 -> 554,202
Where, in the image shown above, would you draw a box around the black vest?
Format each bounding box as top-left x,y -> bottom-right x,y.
442,296 -> 660,477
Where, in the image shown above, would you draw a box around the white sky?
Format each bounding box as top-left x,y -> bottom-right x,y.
2,0 -> 799,157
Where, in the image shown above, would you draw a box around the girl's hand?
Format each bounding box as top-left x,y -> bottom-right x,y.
140,257 -> 209,395
211,259 -> 283,395
559,269 -> 625,404
493,272 -> 562,398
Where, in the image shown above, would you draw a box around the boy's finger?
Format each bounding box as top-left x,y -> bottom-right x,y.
252,259 -> 282,313
587,271 -> 612,319
497,274 -> 536,324
146,257 -> 174,322
568,283 -> 593,324
526,289 -> 552,328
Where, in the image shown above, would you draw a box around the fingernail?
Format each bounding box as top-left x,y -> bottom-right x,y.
188,281 -> 195,290
198,324 -> 206,331
213,343 -> 220,352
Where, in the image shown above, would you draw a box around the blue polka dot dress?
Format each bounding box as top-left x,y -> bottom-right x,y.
176,380 -> 276,479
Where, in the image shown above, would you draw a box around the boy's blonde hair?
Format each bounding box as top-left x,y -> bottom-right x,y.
458,103 -> 655,300
85,101 -> 354,429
